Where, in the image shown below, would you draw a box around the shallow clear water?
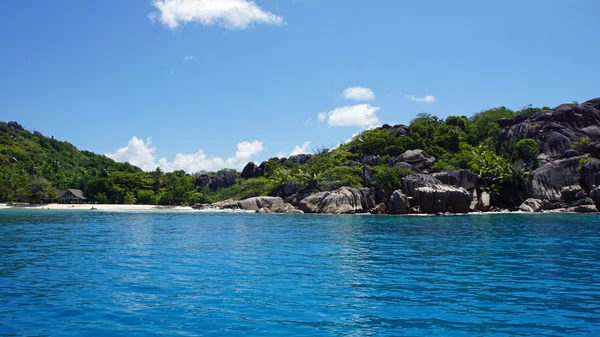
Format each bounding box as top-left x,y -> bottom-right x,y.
1,210 -> 600,336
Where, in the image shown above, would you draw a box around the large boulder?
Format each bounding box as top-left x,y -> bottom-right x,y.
387,190 -> 410,214
237,196 -> 285,211
212,199 -> 239,209
530,156 -> 585,202
413,185 -> 472,214
298,187 -> 376,214
560,185 -> 587,202
361,155 -> 382,166
390,150 -> 435,170
269,203 -> 304,214
287,154 -> 313,166
432,169 -> 478,190
241,162 -> 263,179
581,159 -> 600,193
401,174 -> 443,198
371,203 -> 387,214
519,198 -> 543,212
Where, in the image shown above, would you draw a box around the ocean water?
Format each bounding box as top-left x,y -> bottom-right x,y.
1,211 -> 600,336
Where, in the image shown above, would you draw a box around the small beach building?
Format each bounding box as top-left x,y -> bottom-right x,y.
57,189 -> 87,204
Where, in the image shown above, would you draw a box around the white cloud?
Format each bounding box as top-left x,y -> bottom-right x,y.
106,137 -> 158,172
404,95 -> 437,104
318,104 -> 380,127
107,137 -> 264,173
343,86 -> 375,101
290,141 -> 311,155
149,0 -> 284,30
183,55 -> 195,62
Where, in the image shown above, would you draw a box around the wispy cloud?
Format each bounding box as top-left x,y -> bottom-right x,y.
404,95 -> 437,104
149,0 -> 284,30
183,55 -> 195,62
107,137 -> 264,173
343,86 -> 375,101
317,104 -> 380,127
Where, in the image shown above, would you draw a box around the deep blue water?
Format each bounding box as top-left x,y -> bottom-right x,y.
1,211 -> 600,336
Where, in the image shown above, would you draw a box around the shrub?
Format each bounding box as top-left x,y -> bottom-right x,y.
515,138 -> 539,169
572,136 -> 590,153
324,166 -> 363,188
373,166 -> 412,191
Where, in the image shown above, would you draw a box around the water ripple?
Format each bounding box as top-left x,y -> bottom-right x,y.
1,210 -> 600,336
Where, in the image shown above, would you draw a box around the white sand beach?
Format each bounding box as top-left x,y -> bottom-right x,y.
0,203 -> 195,211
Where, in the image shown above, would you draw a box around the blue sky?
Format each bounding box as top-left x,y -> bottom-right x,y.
1,0 -> 599,172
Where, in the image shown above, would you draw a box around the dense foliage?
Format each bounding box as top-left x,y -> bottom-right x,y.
0,103 -> 545,205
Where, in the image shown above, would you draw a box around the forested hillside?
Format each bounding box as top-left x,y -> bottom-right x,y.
2,98 -> 599,210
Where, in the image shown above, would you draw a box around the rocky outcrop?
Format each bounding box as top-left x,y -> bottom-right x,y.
581,159 -> 600,193
361,155 -> 382,166
405,177 -> 474,212
499,98 -> 600,163
401,174 -> 443,197
258,203 -> 304,214
560,185 -> 587,203
413,185 -> 472,214
195,170 -> 237,190
371,203 -> 387,214
0,157 -> 17,166
569,205 -> 599,213
519,198 -> 543,212
432,169 -> 478,190
201,196 -> 302,213
7,121 -> 24,131
380,123 -> 409,137
211,199 -> 239,209
390,150 -> 435,170
530,156 -> 585,202
387,190 -> 410,214
241,162 -> 263,179
297,187 -> 376,214
237,196 -> 285,211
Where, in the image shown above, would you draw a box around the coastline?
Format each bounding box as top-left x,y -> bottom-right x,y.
0,203 -> 194,212
0,203 -> 595,216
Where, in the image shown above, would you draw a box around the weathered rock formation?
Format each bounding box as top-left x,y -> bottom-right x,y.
400,174 -> 472,214
387,190 -> 410,214
241,162 -> 263,179
581,159 -> 600,193
499,98 -> 600,163
390,149 -> 435,170
237,196 -> 285,211
432,169 -> 478,190
529,156 -> 586,202
413,185 -> 472,214
195,170 -> 237,190
297,187 -> 376,214
7,121 -> 24,131
519,198 -> 544,212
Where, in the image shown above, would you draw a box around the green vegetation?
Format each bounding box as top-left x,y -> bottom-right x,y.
572,136 -> 590,153
0,103 -> 555,206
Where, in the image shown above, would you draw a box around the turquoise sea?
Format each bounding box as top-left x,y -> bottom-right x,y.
1,210 -> 600,336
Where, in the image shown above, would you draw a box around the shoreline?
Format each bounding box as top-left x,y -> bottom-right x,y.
0,203 -> 595,216
0,203 -> 194,212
